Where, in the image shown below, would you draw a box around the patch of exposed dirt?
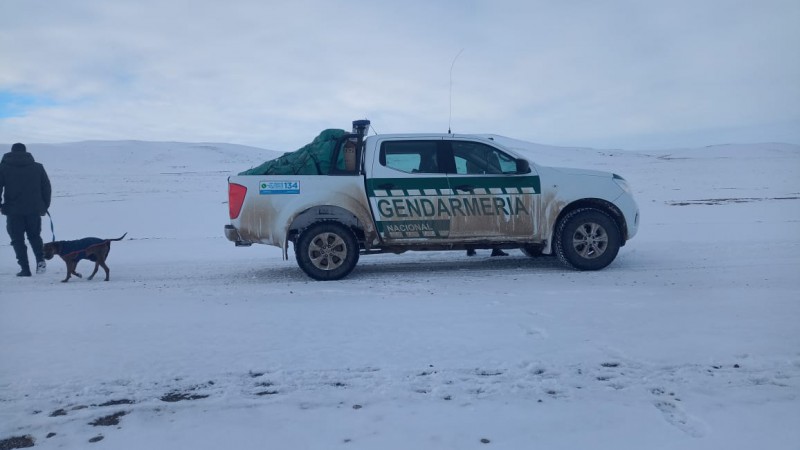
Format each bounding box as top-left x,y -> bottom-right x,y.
255,390 -> 279,396
97,399 -> 134,407
0,435 -> 34,450
160,392 -> 209,402
89,411 -> 127,427
668,196 -> 799,206
160,381 -> 214,402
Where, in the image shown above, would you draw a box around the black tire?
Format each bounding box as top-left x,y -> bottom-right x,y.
295,222 -> 359,280
555,208 -> 621,270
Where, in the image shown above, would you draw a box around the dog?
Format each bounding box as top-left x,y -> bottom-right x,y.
43,233 -> 127,282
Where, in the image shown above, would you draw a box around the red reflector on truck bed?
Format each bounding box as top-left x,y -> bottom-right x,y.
229,183 -> 247,219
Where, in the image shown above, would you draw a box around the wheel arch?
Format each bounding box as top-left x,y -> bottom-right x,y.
287,205 -> 367,249
552,198 -> 629,245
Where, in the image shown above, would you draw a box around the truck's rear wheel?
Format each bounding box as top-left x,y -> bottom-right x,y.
295,222 -> 359,280
555,208 -> 621,270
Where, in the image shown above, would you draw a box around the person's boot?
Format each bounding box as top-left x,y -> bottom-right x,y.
36,261 -> 47,274
17,266 -> 32,277
490,248 -> 509,257
466,248 -> 476,257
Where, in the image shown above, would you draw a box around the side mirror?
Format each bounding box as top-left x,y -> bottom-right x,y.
516,159 -> 531,174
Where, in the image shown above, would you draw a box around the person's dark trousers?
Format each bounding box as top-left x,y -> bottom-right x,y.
6,214 -> 44,270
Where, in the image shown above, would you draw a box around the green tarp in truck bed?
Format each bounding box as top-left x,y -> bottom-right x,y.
239,129 -> 346,175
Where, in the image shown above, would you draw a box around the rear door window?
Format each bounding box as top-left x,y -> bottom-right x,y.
380,141 -> 442,174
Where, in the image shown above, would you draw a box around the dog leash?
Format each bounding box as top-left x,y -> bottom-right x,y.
46,211 -> 55,241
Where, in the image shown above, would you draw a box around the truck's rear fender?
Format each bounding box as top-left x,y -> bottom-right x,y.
229,175 -> 376,258
287,204 -> 374,257
546,198 -> 628,254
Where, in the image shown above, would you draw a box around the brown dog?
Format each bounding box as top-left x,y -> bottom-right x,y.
43,233 -> 127,282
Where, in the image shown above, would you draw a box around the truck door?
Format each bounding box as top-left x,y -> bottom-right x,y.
445,140 -> 541,240
366,139 -> 453,243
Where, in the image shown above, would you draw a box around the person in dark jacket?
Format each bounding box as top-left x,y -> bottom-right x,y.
0,143 -> 52,276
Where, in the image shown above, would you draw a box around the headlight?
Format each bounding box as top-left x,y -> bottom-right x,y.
613,174 -> 631,194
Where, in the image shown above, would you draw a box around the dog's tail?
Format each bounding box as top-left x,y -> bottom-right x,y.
110,232 -> 128,241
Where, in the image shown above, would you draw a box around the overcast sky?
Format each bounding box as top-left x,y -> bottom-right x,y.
1,0 -> 798,151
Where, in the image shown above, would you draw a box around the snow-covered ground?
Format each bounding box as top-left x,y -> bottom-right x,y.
1,138 -> 798,450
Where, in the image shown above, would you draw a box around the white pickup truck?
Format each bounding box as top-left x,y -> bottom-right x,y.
225,120 -> 639,280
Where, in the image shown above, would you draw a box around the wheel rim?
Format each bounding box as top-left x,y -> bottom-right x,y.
308,232 -> 348,271
571,222 -> 608,259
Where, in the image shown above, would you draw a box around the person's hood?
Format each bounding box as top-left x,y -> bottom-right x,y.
1,151 -> 36,167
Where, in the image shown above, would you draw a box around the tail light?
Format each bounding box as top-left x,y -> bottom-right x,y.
228,183 -> 247,219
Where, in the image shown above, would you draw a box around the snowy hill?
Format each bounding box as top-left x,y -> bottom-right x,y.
8,140 -> 282,174
1,139 -> 799,450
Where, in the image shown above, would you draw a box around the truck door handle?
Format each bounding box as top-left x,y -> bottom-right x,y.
377,183 -> 395,190
455,185 -> 474,192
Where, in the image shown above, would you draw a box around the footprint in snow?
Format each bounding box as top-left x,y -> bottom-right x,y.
651,387 -> 705,437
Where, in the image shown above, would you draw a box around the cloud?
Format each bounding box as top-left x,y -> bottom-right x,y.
1,0 -> 798,150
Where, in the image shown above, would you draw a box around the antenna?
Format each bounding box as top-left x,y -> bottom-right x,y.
448,48 -> 464,134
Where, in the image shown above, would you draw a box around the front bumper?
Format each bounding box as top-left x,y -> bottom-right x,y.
613,193 -> 639,240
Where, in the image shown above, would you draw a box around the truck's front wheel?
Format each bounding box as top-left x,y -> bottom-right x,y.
295,222 -> 359,280
555,208 -> 621,270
